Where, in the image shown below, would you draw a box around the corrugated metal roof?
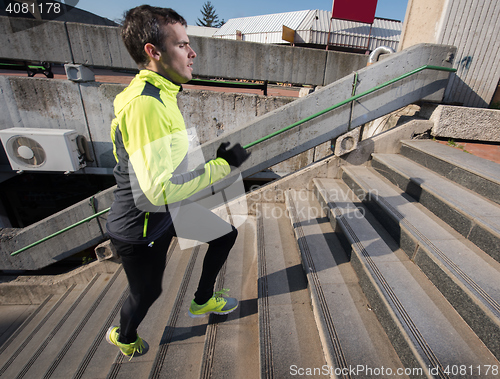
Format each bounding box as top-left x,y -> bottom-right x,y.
316,10 -> 401,49
213,10 -> 311,44
214,10 -> 309,35
214,9 -> 401,50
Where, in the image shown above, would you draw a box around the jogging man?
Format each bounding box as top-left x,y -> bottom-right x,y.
105,5 -> 250,358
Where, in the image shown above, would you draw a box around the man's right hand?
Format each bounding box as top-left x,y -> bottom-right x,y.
216,142 -> 251,168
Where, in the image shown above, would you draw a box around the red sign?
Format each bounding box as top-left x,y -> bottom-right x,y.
332,0 -> 378,24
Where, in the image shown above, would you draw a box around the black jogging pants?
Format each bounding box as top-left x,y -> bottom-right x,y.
111,202 -> 238,344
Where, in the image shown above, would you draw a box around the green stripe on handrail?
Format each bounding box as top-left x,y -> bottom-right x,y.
243,65 -> 456,149
10,64 -> 456,257
11,208 -> 110,256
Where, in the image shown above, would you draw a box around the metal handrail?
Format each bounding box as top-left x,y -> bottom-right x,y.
243,65 -> 456,149
11,208 -> 110,256
10,64 -> 456,257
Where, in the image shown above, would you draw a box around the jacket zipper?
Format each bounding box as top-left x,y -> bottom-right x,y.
143,212 -> 150,238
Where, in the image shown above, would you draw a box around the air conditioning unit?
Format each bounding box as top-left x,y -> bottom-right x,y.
0,128 -> 86,173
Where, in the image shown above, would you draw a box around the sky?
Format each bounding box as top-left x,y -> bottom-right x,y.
73,0 -> 409,25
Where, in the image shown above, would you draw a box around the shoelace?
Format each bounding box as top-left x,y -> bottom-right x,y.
213,288 -> 230,302
128,338 -> 145,361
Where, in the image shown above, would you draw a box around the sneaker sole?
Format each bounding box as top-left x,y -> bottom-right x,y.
105,326 -> 118,346
188,304 -> 238,318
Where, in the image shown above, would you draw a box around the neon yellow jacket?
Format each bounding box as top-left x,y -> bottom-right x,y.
106,70 -> 231,243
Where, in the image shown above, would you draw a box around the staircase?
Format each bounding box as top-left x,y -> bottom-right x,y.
1,138 -> 499,378
0,43 -> 457,271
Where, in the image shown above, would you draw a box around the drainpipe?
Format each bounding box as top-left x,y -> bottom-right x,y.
367,46 -> 395,65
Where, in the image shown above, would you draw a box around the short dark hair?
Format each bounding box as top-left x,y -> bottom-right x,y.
121,5 -> 187,66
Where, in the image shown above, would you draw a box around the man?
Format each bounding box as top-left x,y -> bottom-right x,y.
105,5 -> 250,359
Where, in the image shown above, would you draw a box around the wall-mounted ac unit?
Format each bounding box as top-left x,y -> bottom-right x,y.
0,128 -> 86,173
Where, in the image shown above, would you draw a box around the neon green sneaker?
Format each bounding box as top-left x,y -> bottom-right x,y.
189,289 -> 238,318
106,326 -> 148,360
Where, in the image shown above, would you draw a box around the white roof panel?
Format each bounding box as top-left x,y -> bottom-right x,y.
214,10 -> 310,36
214,9 -> 401,50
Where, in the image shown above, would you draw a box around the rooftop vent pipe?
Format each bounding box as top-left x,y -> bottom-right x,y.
368,46 -> 395,65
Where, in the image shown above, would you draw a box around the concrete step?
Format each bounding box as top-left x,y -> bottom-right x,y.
0,271 -> 121,379
143,215 -> 259,379
257,203 -> 326,377
285,189 -> 407,377
102,237 -> 193,379
340,166 -> 500,362
40,268 -> 127,379
313,177 -> 500,377
372,152 -> 500,263
0,299 -> 57,354
0,291 -> 77,373
197,215 -> 259,379
400,140 -> 500,205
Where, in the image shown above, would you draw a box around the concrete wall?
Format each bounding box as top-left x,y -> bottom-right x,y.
399,0 -> 500,108
188,36 -> 368,86
398,0 -> 448,51
0,76 -> 295,171
0,16 -> 368,86
0,17 -> 73,63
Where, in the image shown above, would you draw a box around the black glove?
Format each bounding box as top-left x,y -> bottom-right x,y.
216,142 -> 251,168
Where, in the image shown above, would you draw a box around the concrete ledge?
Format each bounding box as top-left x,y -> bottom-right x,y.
0,16 -> 73,63
190,37 -> 328,85
0,259 -> 120,305
423,104 -> 500,142
197,44 -> 456,182
66,22 -> 136,68
0,186 -> 115,271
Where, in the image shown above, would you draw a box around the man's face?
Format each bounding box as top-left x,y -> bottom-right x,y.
156,22 -> 196,84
